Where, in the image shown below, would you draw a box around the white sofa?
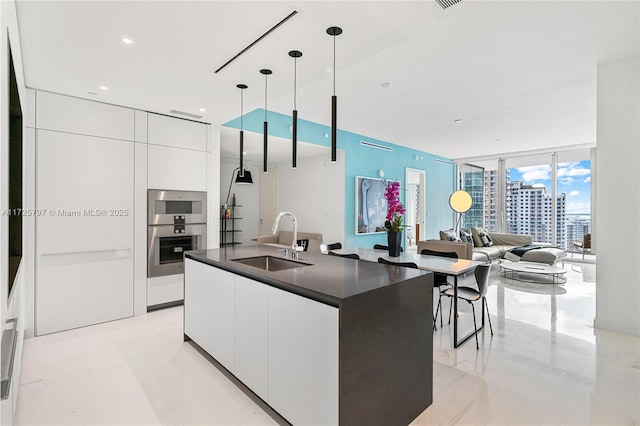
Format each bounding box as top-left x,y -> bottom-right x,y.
418,230 -> 566,265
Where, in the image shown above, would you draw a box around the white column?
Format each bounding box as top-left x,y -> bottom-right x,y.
595,55 -> 640,336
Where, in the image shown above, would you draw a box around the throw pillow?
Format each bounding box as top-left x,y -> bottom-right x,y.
460,229 -> 474,246
470,227 -> 485,247
440,228 -> 462,242
480,232 -> 494,247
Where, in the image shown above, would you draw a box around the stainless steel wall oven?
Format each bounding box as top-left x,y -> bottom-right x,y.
148,189 -> 207,277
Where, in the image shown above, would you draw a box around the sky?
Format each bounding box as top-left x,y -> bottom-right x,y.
508,160 -> 591,215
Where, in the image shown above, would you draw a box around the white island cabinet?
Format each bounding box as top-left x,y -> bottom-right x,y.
183,259 -> 211,352
184,258 -> 339,425
268,286 -> 339,425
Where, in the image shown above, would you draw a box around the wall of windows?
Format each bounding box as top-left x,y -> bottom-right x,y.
456,147 -> 592,248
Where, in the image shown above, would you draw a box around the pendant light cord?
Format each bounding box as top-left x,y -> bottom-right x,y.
240,89 -> 244,130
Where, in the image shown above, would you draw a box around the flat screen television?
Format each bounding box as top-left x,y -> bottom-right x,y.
8,40 -> 23,297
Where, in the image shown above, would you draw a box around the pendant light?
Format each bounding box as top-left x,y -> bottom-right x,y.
289,50 -> 302,168
327,26 -> 342,163
237,84 -> 248,176
260,68 -> 272,173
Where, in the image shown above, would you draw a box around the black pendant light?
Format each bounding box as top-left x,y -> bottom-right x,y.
327,26 -> 342,163
289,50 -> 302,168
260,68 -> 272,173
237,84 -> 248,176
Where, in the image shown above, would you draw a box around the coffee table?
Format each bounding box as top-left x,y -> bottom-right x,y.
500,260 -> 567,284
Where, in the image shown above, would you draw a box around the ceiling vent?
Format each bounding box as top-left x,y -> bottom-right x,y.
360,140 -> 393,152
170,110 -> 203,120
435,0 -> 463,9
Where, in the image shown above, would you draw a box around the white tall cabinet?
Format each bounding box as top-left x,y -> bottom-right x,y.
30,91 -> 217,335
34,92 -> 135,335
145,112 -> 210,307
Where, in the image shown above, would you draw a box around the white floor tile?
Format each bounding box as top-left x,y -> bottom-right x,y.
14,260 -> 640,425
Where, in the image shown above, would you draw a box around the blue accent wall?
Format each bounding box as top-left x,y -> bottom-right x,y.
225,109 -> 454,248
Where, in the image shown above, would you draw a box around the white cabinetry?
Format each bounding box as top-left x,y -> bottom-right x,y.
235,275 -> 269,400
35,130 -> 134,335
183,260 -> 339,424
209,266 -> 236,373
37,130 -> 133,253
147,144 -> 207,191
148,113 -> 207,151
268,287 -> 339,425
184,259 -> 211,352
146,113 -> 208,192
36,91 -> 134,141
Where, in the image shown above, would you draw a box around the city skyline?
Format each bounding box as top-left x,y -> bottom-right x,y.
508,160 -> 592,215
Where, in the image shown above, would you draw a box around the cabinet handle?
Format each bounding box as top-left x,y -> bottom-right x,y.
40,248 -> 132,257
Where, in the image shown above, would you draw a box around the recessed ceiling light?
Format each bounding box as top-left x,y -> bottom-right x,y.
243,151 -> 247,155
122,37 -> 133,44
380,82 -> 392,88
86,91 -> 97,96
454,119 -> 463,124
199,108 -> 206,112
99,86 -> 108,91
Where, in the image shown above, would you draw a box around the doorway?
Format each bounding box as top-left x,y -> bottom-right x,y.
405,167 -> 426,251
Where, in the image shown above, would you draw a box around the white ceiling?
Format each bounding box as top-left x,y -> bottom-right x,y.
16,1 -> 639,159
220,126 -> 329,165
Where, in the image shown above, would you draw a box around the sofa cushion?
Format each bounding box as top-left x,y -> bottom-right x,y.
439,228 -> 462,242
417,240 -> 473,260
473,245 -> 503,260
520,247 -> 567,265
470,227 -> 485,247
489,232 -> 533,246
277,231 -> 323,252
258,231 -> 323,252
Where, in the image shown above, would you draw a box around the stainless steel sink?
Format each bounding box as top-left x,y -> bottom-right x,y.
231,255 -> 311,272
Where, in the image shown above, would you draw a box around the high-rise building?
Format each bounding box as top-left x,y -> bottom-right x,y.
482,169 -> 507,232
565,216 -> 591,250
505,181 -> 566,245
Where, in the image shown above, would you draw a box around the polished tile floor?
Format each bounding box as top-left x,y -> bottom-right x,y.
15,259 -> 640,425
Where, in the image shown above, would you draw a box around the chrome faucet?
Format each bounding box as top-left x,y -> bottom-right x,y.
272,212 -> 301,259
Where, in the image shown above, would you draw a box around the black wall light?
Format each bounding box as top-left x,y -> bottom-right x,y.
288,50 -> 302,168
260,68 -> 272,172
237,84 -> 248,175
327,26 -> 342,163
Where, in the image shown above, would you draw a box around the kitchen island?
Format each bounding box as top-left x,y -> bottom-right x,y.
184,245 -> 433,425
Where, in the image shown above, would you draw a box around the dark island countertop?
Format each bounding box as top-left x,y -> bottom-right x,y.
185,245 -> 431,307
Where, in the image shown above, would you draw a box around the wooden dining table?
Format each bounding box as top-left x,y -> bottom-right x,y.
329,247 -> 486,348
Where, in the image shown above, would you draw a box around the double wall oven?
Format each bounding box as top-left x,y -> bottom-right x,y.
148,189 -> 207,278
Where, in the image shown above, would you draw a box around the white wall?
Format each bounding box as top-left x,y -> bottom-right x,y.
595,54 -> 640,336
276,151 -> 345,246
219,160 -> 260,246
